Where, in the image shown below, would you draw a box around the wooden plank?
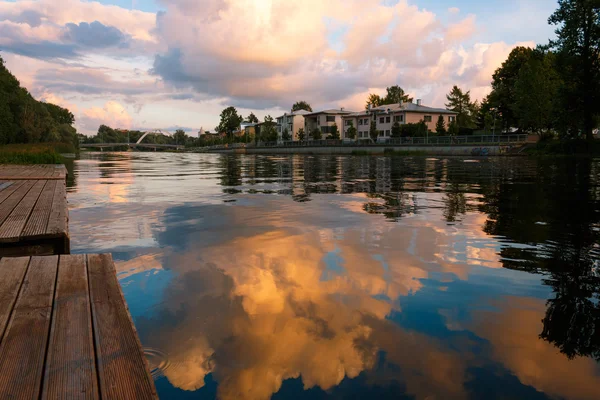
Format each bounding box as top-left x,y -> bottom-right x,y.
0,256 -> 58,400
88,254 -> 157,400
0,257 -> 29,342
0,180 -> 36,227
0,165 -> 66,181
42,255 -> 98,400
0,180 -> 25,206
22,180 -> 57,239
0,182 -> 12,192
47,180 -> 68,236
0,180 -> 46,242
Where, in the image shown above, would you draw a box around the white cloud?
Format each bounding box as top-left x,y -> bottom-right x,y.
0,0 -> 544,132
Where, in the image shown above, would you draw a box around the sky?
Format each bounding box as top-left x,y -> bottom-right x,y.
0,0 -> 558,135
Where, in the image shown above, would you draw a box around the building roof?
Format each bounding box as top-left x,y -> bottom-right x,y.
303,108 -> 356,116
342,102 -> 457,117
275,109 -> 312,120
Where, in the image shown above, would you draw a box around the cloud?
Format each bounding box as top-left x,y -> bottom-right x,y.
448,7 -> 460,14
63,21 -> 129,48
80,101 -> 133,132
0,0 -> 546,133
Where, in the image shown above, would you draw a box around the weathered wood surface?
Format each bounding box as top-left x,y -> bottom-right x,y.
0,255 -> 157,400
0,165 -> 67,181
0,166 -> 69,255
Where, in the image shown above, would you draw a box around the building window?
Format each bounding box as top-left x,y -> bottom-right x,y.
394,115 -> 404,122
385,130 -> 390,136
364,118 -> 370,125
386,116 -> 391,123
358,119 -> 363,125
449,116 -> 455,122
379,117 -> 384,124
326,116 -> 335,122
424,115 -> 432,122
378,130 -> 384,137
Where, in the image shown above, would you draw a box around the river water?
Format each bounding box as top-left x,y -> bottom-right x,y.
66,152 -> 600,400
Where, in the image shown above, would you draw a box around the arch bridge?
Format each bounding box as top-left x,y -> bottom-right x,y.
81,129 -> 185,150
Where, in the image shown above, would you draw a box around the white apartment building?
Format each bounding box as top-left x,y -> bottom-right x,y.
276,109 -> 311,141
303,109 -> 354,138
341,100 -> 458,140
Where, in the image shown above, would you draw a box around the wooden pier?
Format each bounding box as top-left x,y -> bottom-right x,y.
0,254 -> 157,399
0,165 -> 69,256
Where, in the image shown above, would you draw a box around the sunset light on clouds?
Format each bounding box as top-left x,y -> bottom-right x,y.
0,0 -> 557,134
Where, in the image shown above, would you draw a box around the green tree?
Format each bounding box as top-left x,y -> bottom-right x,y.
384,85 -> 413,104
448,119 -> 460,136
44,102 -> 74,125
513,51 -> 561,134
445,86 -> 477,129
260,115 -> 278,142
369,120 -> 378,142
365,85 -> 413,109
282,127 -> 291,141
346,121 -> 357,139
247,112 -> 259,123
311,128 -> 322,140
174,129 -> 187,145
489,47 -> 536,132
297,128 -> 306,141
215,106 -> 243,137
435,115 -> 446,135
291,101 -> 312,112
327,123 -> 340,139
391,121 -> 401,138
365,94 -> 384,109
484,113 -> 494,133
549,0 -> 600,139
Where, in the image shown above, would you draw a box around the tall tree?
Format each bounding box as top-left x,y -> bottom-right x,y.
282,127 -> 291,141
297,128 -> 306,141
291,101 -> 312,112
346,122 -> 357,140
260,115 -> 278,142
327,123 -> 340,140
435,115 -> 446,135
173,129 -> 187,145
365,93 -> 384,109
549,0 -> 600,140
247,112 -> 259,123
513,50 -> 561,134
369,120 -> 378,142
489,47 -> 536,132
44,102 -> 74,125
215,106 -> 243,137
384,85 -> 413,104
445,86 -> 477,129
365,85 -> 413,109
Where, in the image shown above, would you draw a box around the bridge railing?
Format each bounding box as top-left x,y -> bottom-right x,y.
193,134 -> 529,151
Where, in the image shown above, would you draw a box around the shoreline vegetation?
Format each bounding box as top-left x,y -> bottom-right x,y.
0,143 -> 74,164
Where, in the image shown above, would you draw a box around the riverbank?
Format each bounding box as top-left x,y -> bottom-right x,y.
208,144 -> 522,156
0,143 -> 77,164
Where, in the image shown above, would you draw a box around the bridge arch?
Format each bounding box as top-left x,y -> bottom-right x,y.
136,129 -> 171,144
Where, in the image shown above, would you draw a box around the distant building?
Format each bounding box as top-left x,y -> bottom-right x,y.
276,109 -> 311,141
341,100 -> 457,140
303,108 -> 355,137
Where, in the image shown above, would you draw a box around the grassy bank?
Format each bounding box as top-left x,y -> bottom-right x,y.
0,143 -> 75,164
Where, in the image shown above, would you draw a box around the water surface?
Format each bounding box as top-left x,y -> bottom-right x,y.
67,153 -> 600,400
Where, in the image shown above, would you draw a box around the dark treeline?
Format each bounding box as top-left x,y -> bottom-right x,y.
482,0 -> 600,141
0,55 -> 79,150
